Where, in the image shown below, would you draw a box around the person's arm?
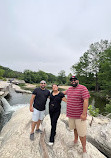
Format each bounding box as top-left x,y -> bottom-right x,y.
80,98 -> 89,120
62,91 -> 67,95
62,97 -> 67,103
29,94 -> 36,112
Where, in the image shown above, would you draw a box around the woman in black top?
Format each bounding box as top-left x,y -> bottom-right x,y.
48,84 -> 67,145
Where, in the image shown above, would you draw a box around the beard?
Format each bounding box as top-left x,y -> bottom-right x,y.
71,82 -> 78,87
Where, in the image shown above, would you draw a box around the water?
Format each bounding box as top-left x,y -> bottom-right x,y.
0,88 -> 108,132
1,97 -> 11,113
89,94 -> 109,114
0,88 -> 32,131
0,88 -> 66,131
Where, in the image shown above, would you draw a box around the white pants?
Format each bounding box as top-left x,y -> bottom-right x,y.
32,108 -> 45,122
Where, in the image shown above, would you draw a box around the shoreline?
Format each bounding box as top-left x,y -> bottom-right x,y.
24,83 -> 70,90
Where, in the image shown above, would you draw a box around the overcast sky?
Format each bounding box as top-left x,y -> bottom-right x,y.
0,0 -> 111,76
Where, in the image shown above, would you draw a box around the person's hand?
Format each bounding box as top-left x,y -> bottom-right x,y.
80,113 -> 87,121
30,106 -> 34,112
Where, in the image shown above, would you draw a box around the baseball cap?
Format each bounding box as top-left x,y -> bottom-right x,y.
40,80 -> 46,84
70,76 -> 78,81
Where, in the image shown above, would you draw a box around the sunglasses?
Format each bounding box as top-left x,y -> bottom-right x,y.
41,83 -> 46,84
71,79 -> 77,81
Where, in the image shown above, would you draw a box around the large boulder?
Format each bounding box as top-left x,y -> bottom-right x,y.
43,115 -> 106,158
0,106 -> 106,158
0,106 -> 41,158
87,115 -> 111,158
12,84 -> 32,94
0,103 -> 4,113
0,81 -> 10,97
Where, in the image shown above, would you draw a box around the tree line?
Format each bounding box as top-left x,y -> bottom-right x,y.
0,39 -> 111,95
0,66 -> 70,85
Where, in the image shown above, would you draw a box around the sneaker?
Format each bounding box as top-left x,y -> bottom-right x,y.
36,129 -> 43,133
83,152 -> 88,158
47,142 -> 54,146
45,140 -> 54,146
30,133 -> 34,141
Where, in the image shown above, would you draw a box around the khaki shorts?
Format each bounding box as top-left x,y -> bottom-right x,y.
69,118 -> 87,137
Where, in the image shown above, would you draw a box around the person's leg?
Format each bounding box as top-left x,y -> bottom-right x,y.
36,110 -> 45,132
30,121 -> 37,140
36,120 -> 41,130
74,129 -> 78,143
31,121 -> 37,134
50,111 -> 60,142
31,108 -> 39,133
69,118 -> 76,143
79,136 -> 86,152
75,119 -> 87,153
49,111 -> 54,142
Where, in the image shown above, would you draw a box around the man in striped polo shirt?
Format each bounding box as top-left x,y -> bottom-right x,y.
63,76 -> 90,158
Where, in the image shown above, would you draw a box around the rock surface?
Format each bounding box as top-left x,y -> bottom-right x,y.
0,81 -> 10,97
12,84 -> 32,94
0,81 -> 10,89
0,106 -> 106,158
0,106 -> 41,158
0,102 -> 4,113
0,81 -> 10,113
87,115 -> 111,158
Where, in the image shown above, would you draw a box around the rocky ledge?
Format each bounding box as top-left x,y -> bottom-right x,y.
0,106 -> 109,158
0,81 -> 10,97
12,84 -> 32,94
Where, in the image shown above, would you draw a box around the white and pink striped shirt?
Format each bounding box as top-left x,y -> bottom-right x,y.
66,84 -> 90,118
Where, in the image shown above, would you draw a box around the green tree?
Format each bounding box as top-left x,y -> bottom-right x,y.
57,70 -> 66,84
72,51 -> 89,77
105,100 -> 111,114
24,70 -> 33,83
0,69 -> 5,78
71,40 -> 111,91
98,46 -> 111,93
66,73 -> 73,85
46,73 -> 57,83
88,40 -> 110,91
37,70 -> 48,82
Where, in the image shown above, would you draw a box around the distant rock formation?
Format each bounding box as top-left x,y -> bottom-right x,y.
0,106 -> 107,158
10,79 -> 25,85
12,84 -> 32,94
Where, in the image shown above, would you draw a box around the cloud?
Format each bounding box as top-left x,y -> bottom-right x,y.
0,0 -> 111,75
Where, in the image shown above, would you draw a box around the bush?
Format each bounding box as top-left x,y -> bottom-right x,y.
105,100 -> 111,113
18,83 -> 25,87
88,105 -> 99,117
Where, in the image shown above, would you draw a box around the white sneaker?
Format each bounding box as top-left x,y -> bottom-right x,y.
83,152 -> 88,158
46,141 -> 54,146
48,142 -> 54,146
